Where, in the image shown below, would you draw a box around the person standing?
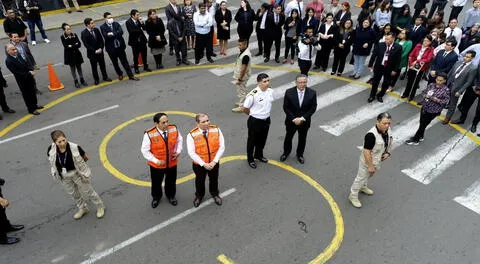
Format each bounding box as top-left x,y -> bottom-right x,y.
145,9 -> 168,69
141,113 -> 183,208
3,9 -> 27,42
5,44 -> 42,115
21,0 -> 49,46
81,18 -> 112,86
444,18 -> 463,46
47,130 -> 105,220
349,112 -> 393,208
428,0 -> 448,19
331,18 -> 354,76
240,73 -> 274,168
166,0 -> 184,56
215,1 -> 232,56
297,27 -> 317,75
314,12 -> 338,71
9,32 -> 41,94
61,23 -> 87,88
168,13 -> 190,66
126,9 -> 152,74
0,67 -> 15,119
454,70 -> 480,133
406,73 -> 450,145
232,39 -> 252,112
264,5 -> 285,63
351,18 -> 376,79
187,113 -> 225,207
389,29 -> 412,91
443,51 -> 477,124
449,0 -> 467,21
235,0 -> 256,42
463,0 -> 480,30
63,0 -> 82,13
367,32 -> 402,103
285,0 -> 304,17
305,0 -> 324,20
283,9 -> 301,64
253,3 -> 269,56
100,12 -> 139,81
280,74 -> 317,164
183,0 -> 196,50
428,39 -> 459,82
194,3 -> 214,64
0,177 -> 24,245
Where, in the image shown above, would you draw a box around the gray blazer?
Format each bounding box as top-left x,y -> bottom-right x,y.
447,61 -> 477,94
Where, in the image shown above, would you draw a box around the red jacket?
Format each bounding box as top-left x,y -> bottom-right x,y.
408,43 -> 434,71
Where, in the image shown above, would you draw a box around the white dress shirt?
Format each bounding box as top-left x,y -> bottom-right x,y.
444,27 -> 463,46
298,39 -> 314,61
454,61 -> 471,78
260,11 -> 267,29
194,11 -> 213,34
187,127 -> 225,166
285,0 -> 303,17
243,87 -> 274,119
141,127 -> 183,164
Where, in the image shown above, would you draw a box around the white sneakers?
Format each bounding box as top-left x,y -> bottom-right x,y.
31,41 -> 36,46
348,195 -> 362,208
73,208 -> 89,220
360,187 -> 374,195
44,39 -> 50,43
231,107 -> 243,113
96,207 -> 105,219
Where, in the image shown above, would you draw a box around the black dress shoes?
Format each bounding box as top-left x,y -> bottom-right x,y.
255,157 -> 268,163
94,79 -> 100,85
280,154 -> 288,162
134,69 -> 140,74
169,50 -> 174,56
471,124 -> 477,133
0,236 -> 20,245
7,224 -> 24,232
451,118 -> 465,124
208,58 -> 214,63
248,161 -> 257,169
151,199 -> 160,208
376,96 -> 383,103
144,68 -> 152,72
264,58 -> 270,63
168,198 -> 178,206
103,78 -> 112,82
4,109 -> 15,113
193,197 -> 203,207
367,97 -> 374,103
195,60 -> 200,64
213,196 -> 222,206
30,111 -> 40,115
275,58 -> 280,63
129,76 -> 140,81
36,106 -> 44,109
182,60 -> 191,65
297,156 -> 305,164
176,61 -> 181,66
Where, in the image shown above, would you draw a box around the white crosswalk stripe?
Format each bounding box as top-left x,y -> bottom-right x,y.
316,76 -> 370,111
390,112 -> 442,150
319,96 -> 403,136
454,180 -> 480,215
401,133 -> 478,184
272,75 -> 330,100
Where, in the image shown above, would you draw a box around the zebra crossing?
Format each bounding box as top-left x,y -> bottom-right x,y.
195,18 -> 480,216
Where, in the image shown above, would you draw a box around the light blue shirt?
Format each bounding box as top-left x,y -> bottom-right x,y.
193,11 -> 213,34
375,9 -> 391,27
459,43 -> 480,65
464,8 -> 480,29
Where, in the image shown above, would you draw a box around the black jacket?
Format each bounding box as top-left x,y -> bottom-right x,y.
61,32 -> 84,65
20,0 -> 42,20
125,18 -> 148,47
3,18 -> 27,37
284,17 -> 301,37
430,50 -> 459,75
80,27 -> 105,59
368,42 -> 403,71
100,22 -> 127,53
145,18 -> 167,49
5,55 -> 35,88
283,87 -> 318,128
265,11 -> 285,38
165,4 -> 184,21
317,22 -> 339,49
167,19 -> 186,44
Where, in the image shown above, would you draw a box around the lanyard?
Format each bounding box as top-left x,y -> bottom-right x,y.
58,151 -> 68,168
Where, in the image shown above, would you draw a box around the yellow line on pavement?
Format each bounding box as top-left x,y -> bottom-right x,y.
217,254 -> 234,264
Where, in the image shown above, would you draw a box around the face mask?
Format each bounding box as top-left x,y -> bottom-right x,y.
107,18 -> 114,24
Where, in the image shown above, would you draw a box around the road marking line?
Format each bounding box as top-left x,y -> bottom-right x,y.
273,75 -> 329,101
319,95 -> 403,136
454,180 -> 480,215
246,64 -> 298,86
80,188 -> 237,264
316,76 -> 370,111
0,105 -> 119,145
390,112 -> 441,150
217,254 -> 235,264
190,39 -> 259,65
401,133 -> 478,184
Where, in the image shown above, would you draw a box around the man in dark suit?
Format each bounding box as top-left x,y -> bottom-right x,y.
429,39 -> 459,83
126,9 -> 151,74
408,16 -> 428,47
264,5 -> 285,63
100,12 -> 139,81
254,3 -> 270,57
0,177 -> 24,245
280,74 -> 318,164
167,16 -> 190,66
444,50 -> 477,124
0,67 -> 15,120
367,32 -> 402,102
5,44 -> 42,115
165,0 -> 184,56
81,18 -> 112,85
455,67 -> 480,133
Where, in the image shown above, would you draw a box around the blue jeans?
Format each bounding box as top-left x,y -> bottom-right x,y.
353,55 -> 367,76
27,19 -> 48,41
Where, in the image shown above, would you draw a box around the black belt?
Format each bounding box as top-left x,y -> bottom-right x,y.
249,116 -> 270,122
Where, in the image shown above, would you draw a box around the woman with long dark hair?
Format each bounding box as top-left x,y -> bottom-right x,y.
283,9 -> 301,64
234,0 -> 255,42
351,18 -> 376,79
145,9 -> 167,69
332,18 -> 354,76
215,1 -> 232,55
301,7 -> 320,35
60,23 -> 86,88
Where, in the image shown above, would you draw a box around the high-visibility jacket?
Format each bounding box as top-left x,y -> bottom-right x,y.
190,125 -> 220,164
146,125 -> 179,169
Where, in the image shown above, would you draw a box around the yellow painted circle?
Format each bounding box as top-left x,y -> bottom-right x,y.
99,112 -> 344,263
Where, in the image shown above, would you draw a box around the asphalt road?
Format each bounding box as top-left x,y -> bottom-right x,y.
0,1 -> 479,264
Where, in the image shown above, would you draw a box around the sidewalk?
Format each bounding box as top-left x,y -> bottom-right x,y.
0,0 -> 170,39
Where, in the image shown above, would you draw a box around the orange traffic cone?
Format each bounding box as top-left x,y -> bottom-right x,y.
213,30 -> 219,46
355,0 -> 365,7
47,62 -> 64,91
138,53 -> 144,67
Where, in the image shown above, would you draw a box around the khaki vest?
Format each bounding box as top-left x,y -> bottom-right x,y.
233,48 -> 251,81
360,126 -> 390,168
48,142 -> 91,178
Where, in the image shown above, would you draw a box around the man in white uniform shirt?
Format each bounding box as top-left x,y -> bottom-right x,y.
242,73 -> 274,169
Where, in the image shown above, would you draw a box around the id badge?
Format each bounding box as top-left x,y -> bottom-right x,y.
427,90 -> 434,97
61,167 -> 67,175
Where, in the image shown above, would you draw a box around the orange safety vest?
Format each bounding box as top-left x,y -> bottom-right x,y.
190,125 -> 220,164
146,125 -> 179,169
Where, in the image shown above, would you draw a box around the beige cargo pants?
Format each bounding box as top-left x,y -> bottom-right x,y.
61,171 -> 104,209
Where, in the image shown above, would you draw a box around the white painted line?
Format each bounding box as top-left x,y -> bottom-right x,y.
454,180 -> 480,215
0,105 -> 119,145
319,95 -> 403,136
390,112 -> 441,150
246,64 -> 298,86
80,188 -> 237,264
401,133 -> 478,184
190,38 -> 259,65
273,75 -> 329,101
316,76 -> 370,111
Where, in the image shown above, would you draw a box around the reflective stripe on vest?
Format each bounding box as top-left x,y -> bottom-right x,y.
146,125 -> 179,169
190,125 -> 220,164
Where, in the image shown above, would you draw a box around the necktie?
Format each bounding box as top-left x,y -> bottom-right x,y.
202,130 -> 208,141
90,29 -> 96,40
384,45 -> 390,66
299,91 -> 304,106
297,2 -> 302,17
443,51 -> 448,58
202,130 -> 211,162
163,131 -> 168,142
455,62 -> 466,77
176,23 -> 181,35
163,131 -> 169,165
414,26 -> 418,32
449,29 -> 453,37
275,14 -> 278,24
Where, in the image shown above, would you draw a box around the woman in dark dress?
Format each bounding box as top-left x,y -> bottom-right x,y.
332,18 -> 354,76
234,0 -> 255,42
301,7 -> 320,36
314,12 -> 338,72
145,9 -> 167,69
60,23 -> 86,88
215,1 -> 232,56
183,0 -> 196,50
